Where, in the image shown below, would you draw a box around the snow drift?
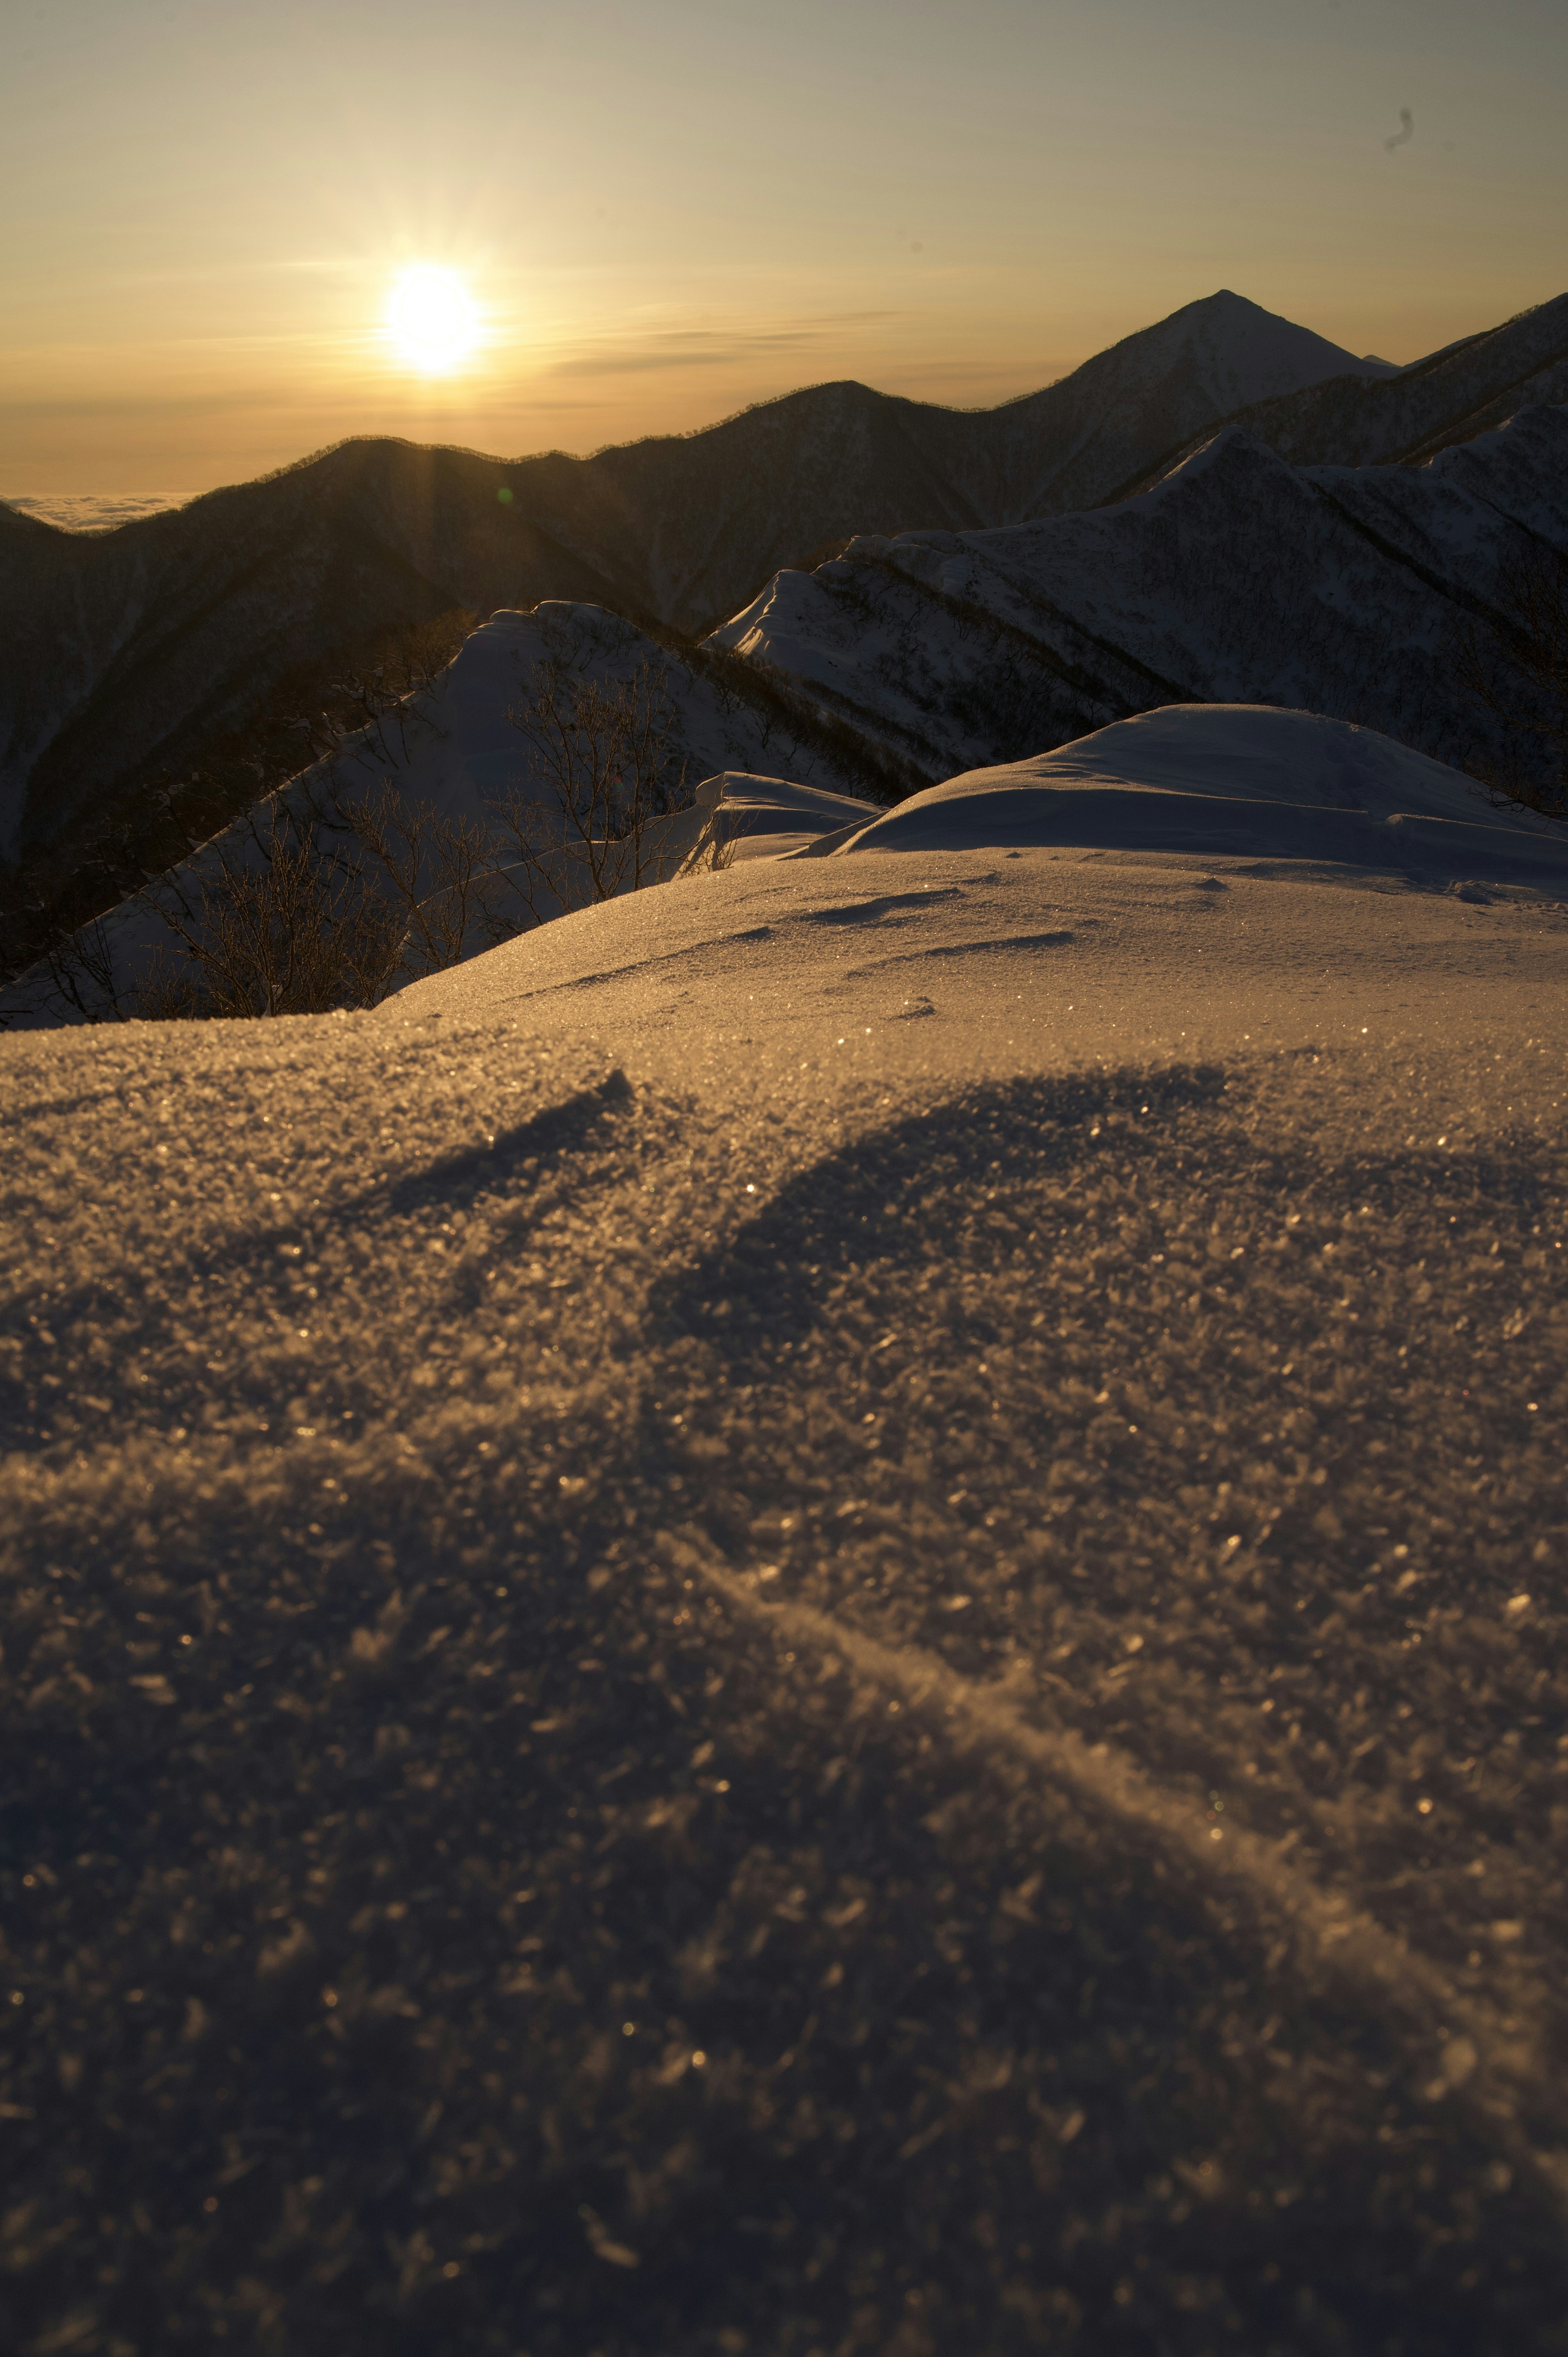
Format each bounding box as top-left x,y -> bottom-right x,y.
807,706 -> 1568,879
4,842 -> 1567,2348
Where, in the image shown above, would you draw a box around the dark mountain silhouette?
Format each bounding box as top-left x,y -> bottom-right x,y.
0,292 -> 1385,876
1112,292 -> 1568,498
4,289 -> 1563,990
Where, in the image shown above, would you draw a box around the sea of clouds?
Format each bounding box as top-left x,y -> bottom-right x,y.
1,491 -> 193,532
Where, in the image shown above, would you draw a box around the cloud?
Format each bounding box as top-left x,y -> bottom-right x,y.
1,493 -> 195,531
0,388 -> 303,422
549,344 -> 804,379
545,314 -> 904,380
1383,107 -> 1414,152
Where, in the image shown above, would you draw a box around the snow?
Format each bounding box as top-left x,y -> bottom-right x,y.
711,404 -> 1568,794
813,706 -> 1568,876
693,769 -> 880,862
394,832 -> 1568,1067
1110,288 -> 1397,408
0,609 -> 890,1026
4,808 -> 1568,2344
13,383 -> 1567,1016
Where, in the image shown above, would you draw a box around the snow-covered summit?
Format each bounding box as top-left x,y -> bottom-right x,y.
1113,290 -> 1568,488
1075,289 -> 1395,413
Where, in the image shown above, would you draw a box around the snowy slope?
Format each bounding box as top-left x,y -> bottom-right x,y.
713,404 -> 1568,795
1115,291 -> 1568,493
0,607 -> 897,1028
396,708 -> 1568,1049
5,813 -> 1568,2350
944,289 -> 1395,524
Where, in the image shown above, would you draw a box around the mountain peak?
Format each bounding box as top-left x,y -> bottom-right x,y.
1134,290 -> 1397,401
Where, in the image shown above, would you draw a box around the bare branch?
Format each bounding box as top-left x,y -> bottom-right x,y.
489,658 -> 691,925
134,801 -> 402,1019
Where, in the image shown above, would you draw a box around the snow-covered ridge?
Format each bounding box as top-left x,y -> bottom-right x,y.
0,289 -> 1472,869
713,404 -> 1568,796
0,607 -> 889,1028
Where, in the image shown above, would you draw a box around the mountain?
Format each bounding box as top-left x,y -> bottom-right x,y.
0,293 -> 1387,879
1112,292 -> 1568,496
712,403 -> 1568,798
11,393 -> 1567,1028
0,602 -> 918,1026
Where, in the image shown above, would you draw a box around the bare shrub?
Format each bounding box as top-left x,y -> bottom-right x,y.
38,918 -> 123,1024
136,804 -> 403,1019
336,780 -> 502,975
673,795 -> 737,879
2,609 -> 481,1004
290,609 -> 479,774
488,658 -> 690,928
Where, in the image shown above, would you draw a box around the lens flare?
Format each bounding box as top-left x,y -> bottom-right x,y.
388,268 -> 479,372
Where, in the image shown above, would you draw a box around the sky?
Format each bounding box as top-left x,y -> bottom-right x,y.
2,0 -> 1566,495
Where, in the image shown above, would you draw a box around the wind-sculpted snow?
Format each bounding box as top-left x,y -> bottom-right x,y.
3,878 -> 1568,2348
696,772 -> 882,862
816,707 -> 1568,878
893,705 -> 1521,824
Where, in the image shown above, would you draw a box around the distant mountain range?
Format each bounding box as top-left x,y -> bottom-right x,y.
0,291 -> 1400,872
2,288 -> 1565,992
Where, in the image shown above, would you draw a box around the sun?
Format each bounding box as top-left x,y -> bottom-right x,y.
388,267 -> 479,372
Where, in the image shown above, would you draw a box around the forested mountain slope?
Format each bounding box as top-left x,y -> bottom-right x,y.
0,293 -> 1387,870
715,404 -> 1568,799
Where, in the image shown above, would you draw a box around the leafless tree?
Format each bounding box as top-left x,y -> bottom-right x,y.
488,658 -> 690,928
1453,546 -> 1568,820
136,803 -> 402,1018
290,610 -> 479,774
336,779 -> 503,975
38,918 -> 125,1024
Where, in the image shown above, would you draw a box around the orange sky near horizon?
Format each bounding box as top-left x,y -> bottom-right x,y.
2,0 -> 1565,495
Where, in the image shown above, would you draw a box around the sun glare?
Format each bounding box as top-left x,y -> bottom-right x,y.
388,267 -> 479,372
